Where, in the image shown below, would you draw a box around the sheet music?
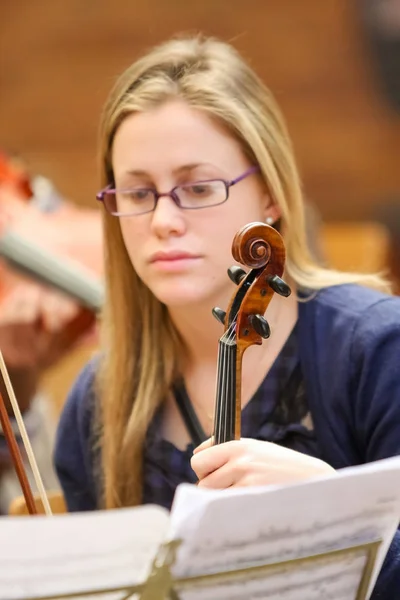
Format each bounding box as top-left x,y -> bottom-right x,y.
2,457 -> 400,600
175,547 -> 369,599
0,505 -> 169,600
168,456 -> 400,599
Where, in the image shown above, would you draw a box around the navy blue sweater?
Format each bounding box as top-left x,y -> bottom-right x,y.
54,284 -> 400,599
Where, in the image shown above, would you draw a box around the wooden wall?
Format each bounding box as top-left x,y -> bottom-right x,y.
1,0 -> 399,222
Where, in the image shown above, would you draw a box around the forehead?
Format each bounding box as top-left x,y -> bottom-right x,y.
111,100 -> 247,177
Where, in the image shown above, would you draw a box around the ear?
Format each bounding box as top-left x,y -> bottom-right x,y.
264,202 -> 282,226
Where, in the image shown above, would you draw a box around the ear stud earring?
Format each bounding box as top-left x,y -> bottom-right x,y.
266,217 -> 274,225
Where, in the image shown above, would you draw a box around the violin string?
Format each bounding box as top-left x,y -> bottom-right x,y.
216,342 -> 224,442
0,350 -> 52,516
218,324 -> 230,439
217,339 -> 225,442
213,340 -> 221,442
221,342 -> 226,442
216,316 -> 238,441
223,333 -> 230,441
226,317 -> 237,439
215,330 -> 226,441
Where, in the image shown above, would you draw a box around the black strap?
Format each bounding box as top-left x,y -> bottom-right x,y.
174,383 -> 208,447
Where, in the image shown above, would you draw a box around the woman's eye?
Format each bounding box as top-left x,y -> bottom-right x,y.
187,183 -> 213,196
126,190 -> 152,201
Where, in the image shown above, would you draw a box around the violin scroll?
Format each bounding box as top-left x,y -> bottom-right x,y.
231,222 -> 273,268
219,222 -> 291,351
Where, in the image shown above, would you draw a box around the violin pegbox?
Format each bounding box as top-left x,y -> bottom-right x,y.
212,222 -> 291,350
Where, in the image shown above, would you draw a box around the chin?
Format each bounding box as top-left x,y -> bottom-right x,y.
151,282 -> 213,309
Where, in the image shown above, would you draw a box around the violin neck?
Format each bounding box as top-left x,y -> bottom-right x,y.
0,230 -> 104,312
213,339 -> 242,444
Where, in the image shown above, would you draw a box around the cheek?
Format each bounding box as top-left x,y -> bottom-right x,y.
119,221 -> 145,272
208,206 -> 263,261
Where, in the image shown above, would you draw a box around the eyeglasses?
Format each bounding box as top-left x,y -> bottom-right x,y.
96,166 -> 260,217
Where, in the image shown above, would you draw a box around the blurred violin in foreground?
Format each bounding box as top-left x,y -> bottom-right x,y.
0,150 -> 104,515
0,151 -> 104,359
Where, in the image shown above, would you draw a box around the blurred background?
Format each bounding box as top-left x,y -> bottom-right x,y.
0,0 -> 399,512
1,1 -> 400,271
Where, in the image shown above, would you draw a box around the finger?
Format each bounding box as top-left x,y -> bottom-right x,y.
197,460 -> 235,490
191,441 -> 238,480
0,284 -> 41,326
39,290 -> 79,332
0,323 -> 40,368
193,437 -> 214,454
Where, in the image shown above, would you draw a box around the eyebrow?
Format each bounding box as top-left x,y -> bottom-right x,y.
124,163 -> 215,177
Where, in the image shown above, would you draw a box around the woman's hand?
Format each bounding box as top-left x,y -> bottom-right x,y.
191,437 -> 335,489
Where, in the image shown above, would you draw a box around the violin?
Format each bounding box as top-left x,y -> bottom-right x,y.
0,152 -> 103,303
0,151 -> 104,354
212,222 -> 291,444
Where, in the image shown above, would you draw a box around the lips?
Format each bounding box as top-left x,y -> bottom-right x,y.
149,250 -> 200,262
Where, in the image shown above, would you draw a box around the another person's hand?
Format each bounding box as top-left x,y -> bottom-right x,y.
0,282 -> 96,413
191,437 -> 335,489
0,282 -> 83,371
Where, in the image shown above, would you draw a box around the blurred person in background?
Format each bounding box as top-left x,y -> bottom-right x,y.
0,155 -> 103,513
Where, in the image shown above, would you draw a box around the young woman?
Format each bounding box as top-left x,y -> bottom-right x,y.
54,36 -> 400,597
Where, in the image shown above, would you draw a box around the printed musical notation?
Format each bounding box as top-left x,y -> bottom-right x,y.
171,504 -> 387,574
168,456 -> 400,599
176,548 -> 369,599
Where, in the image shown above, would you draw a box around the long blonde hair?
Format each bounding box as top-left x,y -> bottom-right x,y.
96,35 -> 390,509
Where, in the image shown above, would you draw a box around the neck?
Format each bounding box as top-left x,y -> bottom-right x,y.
168,295 -> 230,366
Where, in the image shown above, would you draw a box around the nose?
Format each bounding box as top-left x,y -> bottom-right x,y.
150,193 -> 186,239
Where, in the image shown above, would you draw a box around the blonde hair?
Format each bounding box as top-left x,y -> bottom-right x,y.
96,35 -> 391,508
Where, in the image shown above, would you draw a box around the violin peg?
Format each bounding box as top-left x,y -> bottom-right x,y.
227,265 -> 247,285
249,314 -> 271,339
212,307 -> 226,325
267,275 -> 291,297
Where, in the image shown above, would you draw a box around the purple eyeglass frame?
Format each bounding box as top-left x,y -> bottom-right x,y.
96,165 -> 260,216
